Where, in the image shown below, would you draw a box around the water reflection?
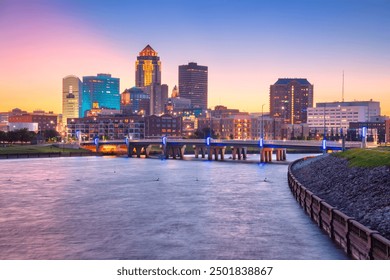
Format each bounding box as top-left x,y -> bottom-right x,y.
0,155 -> 347,259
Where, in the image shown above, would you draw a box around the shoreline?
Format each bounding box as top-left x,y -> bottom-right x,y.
291,154 -> 390,240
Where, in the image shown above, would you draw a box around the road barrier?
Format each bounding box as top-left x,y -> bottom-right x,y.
288,157 -> 390,260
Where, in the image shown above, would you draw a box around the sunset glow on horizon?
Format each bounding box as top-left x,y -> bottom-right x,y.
1,0 -> 389,115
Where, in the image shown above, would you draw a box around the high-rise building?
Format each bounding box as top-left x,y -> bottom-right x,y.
62,75 -> 82,129
80,73 -> 120,117
135,45 -> 161,87
270,78 -> 313,124
178,62 -> 208,110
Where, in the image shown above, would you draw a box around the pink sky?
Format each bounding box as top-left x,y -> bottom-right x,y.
1,1 -> 389,115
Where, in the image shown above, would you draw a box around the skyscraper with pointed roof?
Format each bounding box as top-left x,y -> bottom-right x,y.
135,45 -> 161,87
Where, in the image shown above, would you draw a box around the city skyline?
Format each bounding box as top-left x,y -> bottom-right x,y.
1,0 -> 389,115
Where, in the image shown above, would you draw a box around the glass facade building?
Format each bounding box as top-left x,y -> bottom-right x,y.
80,73 -> 120,117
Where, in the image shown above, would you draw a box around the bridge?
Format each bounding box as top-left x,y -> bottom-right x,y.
80,138 -> 362,163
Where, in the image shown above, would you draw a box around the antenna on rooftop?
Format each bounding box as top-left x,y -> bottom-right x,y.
342,70 -> 345,102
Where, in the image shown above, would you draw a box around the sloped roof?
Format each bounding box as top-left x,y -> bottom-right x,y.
275,78 -> 311,85
139,44 -> 158,56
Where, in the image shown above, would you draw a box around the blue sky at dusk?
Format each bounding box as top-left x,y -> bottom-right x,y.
1,0 -> 389,114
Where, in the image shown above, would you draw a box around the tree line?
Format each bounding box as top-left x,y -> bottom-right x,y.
0,128 -> 59,144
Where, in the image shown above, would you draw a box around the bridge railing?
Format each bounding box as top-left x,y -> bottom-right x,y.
80,138 -> 363,149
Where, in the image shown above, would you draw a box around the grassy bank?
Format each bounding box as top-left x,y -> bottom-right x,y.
334,148 -> 390,167
0,144 -> 93,155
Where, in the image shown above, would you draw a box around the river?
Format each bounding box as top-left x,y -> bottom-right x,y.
0,154 -> 347,259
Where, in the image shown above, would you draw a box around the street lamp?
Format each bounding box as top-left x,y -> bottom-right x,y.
205,110 -> 212,138
261,104 -> 265,140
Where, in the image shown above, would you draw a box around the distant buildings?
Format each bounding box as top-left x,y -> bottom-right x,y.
385,120 -> 390,143
62,75 -> 82,129
164,97 -> 192,115
179,62 -> 208,110
270,78 -> 313,124
8,110 -> 57,133
67,115 -> 144,140
9,45 -> 385,144
144,114 -> 182,138
80,73 -> 120,117
121,87 -> 150,116
307,100 -> 381,132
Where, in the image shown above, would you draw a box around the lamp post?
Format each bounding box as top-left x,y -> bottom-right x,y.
261,104 -> 265,140
323,103 -> 327,153
205,110 -> 211,138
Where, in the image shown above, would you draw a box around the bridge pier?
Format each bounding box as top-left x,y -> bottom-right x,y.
208,146 -> 226,161
165,144 -> 186,159
128,144 -> 151,158
260,148 -> 273,163
275,148 -> 286,161
231,146 -> 247,160
194,145 -> 206,158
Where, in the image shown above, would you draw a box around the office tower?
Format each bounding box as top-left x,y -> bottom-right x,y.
80,73 -> 120,117
135,45 -> 161,87
270,78 -> 313,124
178,62 -> 208,110
62,75 -> 82,127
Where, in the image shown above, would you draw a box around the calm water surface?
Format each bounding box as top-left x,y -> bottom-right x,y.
0,154 -> 347,259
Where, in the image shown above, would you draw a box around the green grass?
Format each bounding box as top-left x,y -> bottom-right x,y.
0,144 -> 92,155
334,148 -> 390,167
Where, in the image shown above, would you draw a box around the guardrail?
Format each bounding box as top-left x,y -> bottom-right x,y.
80,138 -> 362,150
0,152 -> 95,159
288,157 -> 390,260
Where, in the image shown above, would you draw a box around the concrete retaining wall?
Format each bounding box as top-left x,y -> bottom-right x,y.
288,157 -> 390,260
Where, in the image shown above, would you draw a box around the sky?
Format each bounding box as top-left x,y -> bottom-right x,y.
0,0 -> 389,115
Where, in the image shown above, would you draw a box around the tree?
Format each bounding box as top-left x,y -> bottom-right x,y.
18,128 -> 35,144
0,131 -> 6,143
193,127 -> 216,139
6,131 -> 18,143
44,129 -> 60,142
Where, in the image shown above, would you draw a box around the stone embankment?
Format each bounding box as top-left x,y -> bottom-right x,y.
291,154 -> 390,240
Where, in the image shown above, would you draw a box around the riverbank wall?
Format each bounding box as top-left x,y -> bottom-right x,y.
0,151 -> 97,159
288,156 -> 390,260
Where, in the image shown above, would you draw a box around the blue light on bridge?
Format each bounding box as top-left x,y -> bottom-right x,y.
362,127 -> 367,138
162,136 -> 167,145
259,138 -> 264,148
322,139 -> 327,150
125,137 -> 129,145
94,137 -> 99,146
76,130 -> 81,140
206,137 -> 211,146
